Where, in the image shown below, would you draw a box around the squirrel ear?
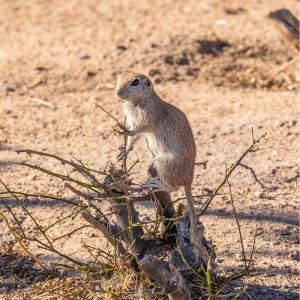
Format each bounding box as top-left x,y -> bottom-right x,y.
145,80 -> 151,87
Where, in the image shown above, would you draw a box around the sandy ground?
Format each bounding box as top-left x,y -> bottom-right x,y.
0,0 -> 299,299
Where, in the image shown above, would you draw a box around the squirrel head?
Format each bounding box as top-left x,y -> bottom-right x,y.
115,72 -> 154,102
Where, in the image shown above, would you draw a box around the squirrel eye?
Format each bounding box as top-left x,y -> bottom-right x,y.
131,79 -> 140,86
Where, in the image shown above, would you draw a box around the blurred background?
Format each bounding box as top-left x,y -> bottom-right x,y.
0,1 -> 299,299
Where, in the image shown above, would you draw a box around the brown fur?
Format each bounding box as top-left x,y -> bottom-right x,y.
115,72 -> 204,258
115,71 -> 196,190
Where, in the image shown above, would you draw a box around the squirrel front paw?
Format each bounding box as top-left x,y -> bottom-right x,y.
116,124 -> 134,136
117,146 -> 126,161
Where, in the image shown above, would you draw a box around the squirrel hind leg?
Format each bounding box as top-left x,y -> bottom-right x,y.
144,177 -> 165,192
143,177 -> 176,193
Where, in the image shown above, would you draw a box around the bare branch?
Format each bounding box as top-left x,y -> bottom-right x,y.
18,162 -> 102,194
52,225 -> 92,242
64,182 -> 109,223
226,178 -> 247,268
0,199 -> 27,238
64,182 -> 95,201
16,149 -> 105,189
0,180 -> 53,247
81,211 -> 126,255
0,209 -> 49,273
0,190 -> 78,206
95,102 -> 124,129
199,131 -> 267,216
239,163 -> 268,189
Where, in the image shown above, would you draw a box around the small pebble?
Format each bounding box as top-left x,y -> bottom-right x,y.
79,53 -> 91,59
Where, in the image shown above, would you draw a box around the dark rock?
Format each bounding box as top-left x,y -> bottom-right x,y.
87,71 -> 97,78
224,7 -> 246,15
196,39 -> 230,56
116,45 -> 127,51
6,87 -> 16,92
176,54 -> 189,65
164,55 -> 174,65
148,69 -> 161,77
203,187 -> 214,195
186,68 -> 194,76
35,66 -> 48,72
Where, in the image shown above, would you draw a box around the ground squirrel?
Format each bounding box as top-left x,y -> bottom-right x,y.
115,72 -> 204,255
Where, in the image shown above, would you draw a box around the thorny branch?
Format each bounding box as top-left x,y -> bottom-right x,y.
16,149 -> 105,188
199,130 -> 267,216
0,209 -> 49,273
0,124 -> 266,298
239,163 -> 267,189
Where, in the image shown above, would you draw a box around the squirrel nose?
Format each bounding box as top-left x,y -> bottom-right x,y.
115,87 -> 127,99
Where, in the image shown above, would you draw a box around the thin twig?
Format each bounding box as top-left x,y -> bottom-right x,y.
0,209 -> 49,273
81,211 -> 126,255
127,159 -> 140,174
16,149 -> 105,188
18,162 -> 102,194
65,182 -> 109,223
43,209 -> 80,232
64,182 -> 95,201
95,103 -> 125,129
0,180 -> 53,247
199,131 -> 267,216
0,191 -> 77,206
1,200 -> 27,238
226,178 -> 247,268
219,227 -> 257,284
239,163 -> 267,189
36,238 -> 88,267
122,117 -> 128,173
52,225 -> 92,242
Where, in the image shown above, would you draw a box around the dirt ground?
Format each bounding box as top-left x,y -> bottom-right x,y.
0,0 -> 299,299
